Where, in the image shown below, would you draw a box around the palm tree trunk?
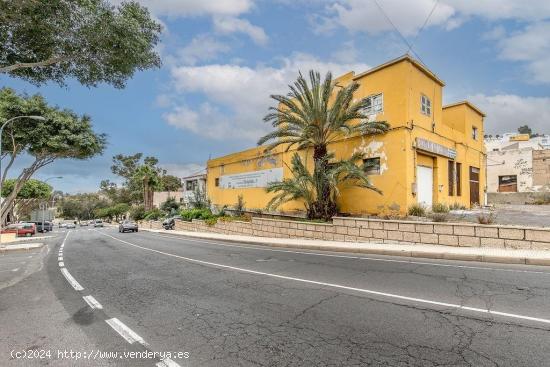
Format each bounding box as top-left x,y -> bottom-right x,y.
312,145 -> 336,220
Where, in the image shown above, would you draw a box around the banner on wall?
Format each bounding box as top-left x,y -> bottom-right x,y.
219,168 -> 283,189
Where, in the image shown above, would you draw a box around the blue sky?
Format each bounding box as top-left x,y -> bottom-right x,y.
1,0 -> 549,193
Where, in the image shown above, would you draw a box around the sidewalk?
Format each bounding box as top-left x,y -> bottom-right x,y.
0,243 -> 44,253
143,228 -> 550,266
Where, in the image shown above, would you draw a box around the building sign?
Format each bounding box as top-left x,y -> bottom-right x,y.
416,138 -> 457,159
219,167 -> 283,189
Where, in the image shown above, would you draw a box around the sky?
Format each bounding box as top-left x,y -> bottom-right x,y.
1,0 -> 549,193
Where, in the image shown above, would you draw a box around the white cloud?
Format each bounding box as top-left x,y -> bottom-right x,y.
496,22 -> 550,83
163,53 -> 370,141
315,0 -> 550,35
178,34 -> 231,65
160,163 -> 205,178
318,0 -> 456,36
112,0 -> 255,17
468,94 -> 550,135
213,16 -> 268,45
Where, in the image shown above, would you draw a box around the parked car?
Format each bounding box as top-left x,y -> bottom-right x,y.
31,221 -> 53,233
66,222 -> 76,229
162,216 -> 181,230
2,223 -> 36,237
59,222 -> 67,228
93,220 -> 104,228
80,221 -> 89,226
119,220 -> 138,233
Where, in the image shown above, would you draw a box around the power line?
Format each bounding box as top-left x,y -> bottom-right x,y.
407,0 -> 440,54
371,0 -> 426,65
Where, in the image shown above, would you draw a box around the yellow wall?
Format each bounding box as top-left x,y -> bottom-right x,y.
207,56 -> 486,216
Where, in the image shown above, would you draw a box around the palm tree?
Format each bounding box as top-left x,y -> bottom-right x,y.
258,70 -> 389,219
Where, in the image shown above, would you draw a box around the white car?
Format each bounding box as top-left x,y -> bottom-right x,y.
93,220 -> 104,228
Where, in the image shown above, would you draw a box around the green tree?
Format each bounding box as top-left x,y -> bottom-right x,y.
0,0 -> 161,87
58,193 -> 109,220
0,88 -> 106,223
258,71 -> 389,220
518,125 -> 534,137
2,178 -> 52,221
161,175 -> 182,192
160,197 -> 180,214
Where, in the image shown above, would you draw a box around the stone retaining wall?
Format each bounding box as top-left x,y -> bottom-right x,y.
142,216 -> 550,251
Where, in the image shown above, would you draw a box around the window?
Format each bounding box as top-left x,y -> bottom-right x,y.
185,180 -> 197,191
472,126 -> 478,140
421,95 -> 431,116
456,163 -> 462,196
498,175 -> 517,192
363,157 -> 381,175
448,161 -> 455,196
363,93 -> 383,115
215,178 -> 220,187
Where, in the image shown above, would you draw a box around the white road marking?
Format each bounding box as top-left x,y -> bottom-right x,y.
151,233 -> 550,275
12,267 -> 19,272
99,231 -> 550,326
0,268 -> 19,273
59,261 -> 64,267
156,358 -> 182,367
58,256 -> 63,261
105,318 -> 146,345
83,295 -> 103,310
60,268 -> 83,290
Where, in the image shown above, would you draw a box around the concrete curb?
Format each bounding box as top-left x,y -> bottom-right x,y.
0,243 -> 44,253
141,229 -> 550,266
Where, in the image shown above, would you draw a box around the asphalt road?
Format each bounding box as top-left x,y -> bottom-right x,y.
2,227 -> 550,366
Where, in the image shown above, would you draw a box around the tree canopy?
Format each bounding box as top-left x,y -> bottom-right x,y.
0,0 -> 162,87
1,178 -> 51,200
0,88 -> 106,222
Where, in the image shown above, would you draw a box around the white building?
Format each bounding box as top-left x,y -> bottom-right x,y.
486,134 -> 550,193
181,170 -> 207,208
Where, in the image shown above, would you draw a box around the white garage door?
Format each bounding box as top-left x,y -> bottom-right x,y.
417,165 -> 433,208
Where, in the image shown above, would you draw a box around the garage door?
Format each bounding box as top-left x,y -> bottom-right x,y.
417,165 -> 433,208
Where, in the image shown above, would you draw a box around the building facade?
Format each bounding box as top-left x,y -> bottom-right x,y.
207,55 -> 486,216
486,134 -> 550,193
181,172 -> 207,208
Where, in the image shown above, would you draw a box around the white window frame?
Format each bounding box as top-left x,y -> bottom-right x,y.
363,93 -> 383,115
472,126 -> 478,140
421,94 -> 431,116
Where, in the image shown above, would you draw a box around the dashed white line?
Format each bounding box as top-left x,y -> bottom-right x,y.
151,233 -> 550,275
105,318 -> 146,345
58,256 -> 63,261
83,295 -> 103,310
60,268 -> 83,290
156,358 -> 182,367
99,231 -> 550,326
59,261 -> 64,267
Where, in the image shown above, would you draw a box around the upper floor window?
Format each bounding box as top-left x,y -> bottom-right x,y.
363,93 -> 383,115
472,126 -> 478,140
185,180 -> 198,191
421,94 -> 431,116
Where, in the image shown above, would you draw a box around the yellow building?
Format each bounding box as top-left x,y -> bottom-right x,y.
207,55 -> 486,216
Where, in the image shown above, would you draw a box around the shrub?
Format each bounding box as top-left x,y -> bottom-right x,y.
130,205 -> 146,221
144,208 -> 163,220
532,193 -> 550,205
180,208 -> 214,221
234,194 -> 245,216
408,204 -> 426,217
449,202 -> 466,210
204,217 -> 218,226
431,203 -> 449,213
429,213 -> 448,222
477,212 -> 496,224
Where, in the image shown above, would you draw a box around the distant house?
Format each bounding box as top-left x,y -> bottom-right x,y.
152,191 -> 184,209
485,134 -> 550,193
182,171 -> 207,208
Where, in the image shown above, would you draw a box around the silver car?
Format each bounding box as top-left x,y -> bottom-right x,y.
118,220 -> 138,233
93,220 -> 104,228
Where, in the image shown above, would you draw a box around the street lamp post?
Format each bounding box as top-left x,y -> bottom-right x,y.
41,176 -> 63,233
0,115 -> 46,248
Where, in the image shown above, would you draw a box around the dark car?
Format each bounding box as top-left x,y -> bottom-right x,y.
119,220 -> 138,233
31,221 -> 53,233
162,216 -> 181,230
